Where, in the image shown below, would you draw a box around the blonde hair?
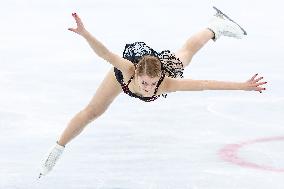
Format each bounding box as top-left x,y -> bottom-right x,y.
135,55 -> 162,77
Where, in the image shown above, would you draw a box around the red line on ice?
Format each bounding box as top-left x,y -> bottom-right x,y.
219,136 -> 284,172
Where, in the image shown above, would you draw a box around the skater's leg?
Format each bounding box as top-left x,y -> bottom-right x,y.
39,68 -> 122,177
57,68 -> 122,146
175,29 -> 214,68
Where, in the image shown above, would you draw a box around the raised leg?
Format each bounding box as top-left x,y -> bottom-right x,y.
175,28 -> 214,68
57,68 -> 122,146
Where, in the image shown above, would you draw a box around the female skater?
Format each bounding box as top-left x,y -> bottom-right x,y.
39,7 -> 267,178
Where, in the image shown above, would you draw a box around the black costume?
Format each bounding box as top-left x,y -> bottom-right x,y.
114,42 -> 184,102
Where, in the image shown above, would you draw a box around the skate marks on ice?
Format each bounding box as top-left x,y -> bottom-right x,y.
207,97 -> 284,126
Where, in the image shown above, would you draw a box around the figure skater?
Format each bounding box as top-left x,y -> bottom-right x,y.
39,7 -> 267,178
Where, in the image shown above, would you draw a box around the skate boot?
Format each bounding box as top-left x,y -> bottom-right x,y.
39,142 -> 65,178
208,6 -> 247,41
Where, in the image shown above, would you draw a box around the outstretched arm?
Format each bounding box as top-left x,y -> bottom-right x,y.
68,13 -> 133,73
164,73 -> 267,93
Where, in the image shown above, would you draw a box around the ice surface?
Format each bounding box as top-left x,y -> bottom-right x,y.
1,0 -> 284,188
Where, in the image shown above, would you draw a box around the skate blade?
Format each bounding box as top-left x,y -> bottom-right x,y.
213,6 -> 247,35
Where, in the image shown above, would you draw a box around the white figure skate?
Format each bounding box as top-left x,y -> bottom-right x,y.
39,142 -> 65,178
208,6 -> 247,41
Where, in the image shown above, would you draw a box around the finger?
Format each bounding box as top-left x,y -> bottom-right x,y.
257,87 -> 266,92
68,28 -> 77,33
257,89 -> 263,93
255,76 -> 264,82
250,73 -> 258,81
72,13 -> 83,25
72,12 -> 78,17
71,13 -> 80,22
255,81 -> 267,87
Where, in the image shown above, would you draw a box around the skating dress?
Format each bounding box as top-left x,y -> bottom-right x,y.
114,42 -> 184,102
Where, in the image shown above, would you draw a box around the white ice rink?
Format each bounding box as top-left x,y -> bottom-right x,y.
1,0 -> 284,188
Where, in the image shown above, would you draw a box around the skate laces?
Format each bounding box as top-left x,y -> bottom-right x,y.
214,12 -> 224,19
44,148 -> 62,169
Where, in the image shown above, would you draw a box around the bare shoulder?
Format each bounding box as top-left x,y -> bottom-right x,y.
156,76 -> 180,95
119,63 -> 136,82
108,53 -> 135,75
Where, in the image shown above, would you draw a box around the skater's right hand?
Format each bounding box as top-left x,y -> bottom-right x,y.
68,13 -> 88,36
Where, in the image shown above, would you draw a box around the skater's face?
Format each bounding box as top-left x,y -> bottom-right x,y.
137,74 -> 160,95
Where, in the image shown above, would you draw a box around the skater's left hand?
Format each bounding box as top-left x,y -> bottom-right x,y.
243,73 -> 267,93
